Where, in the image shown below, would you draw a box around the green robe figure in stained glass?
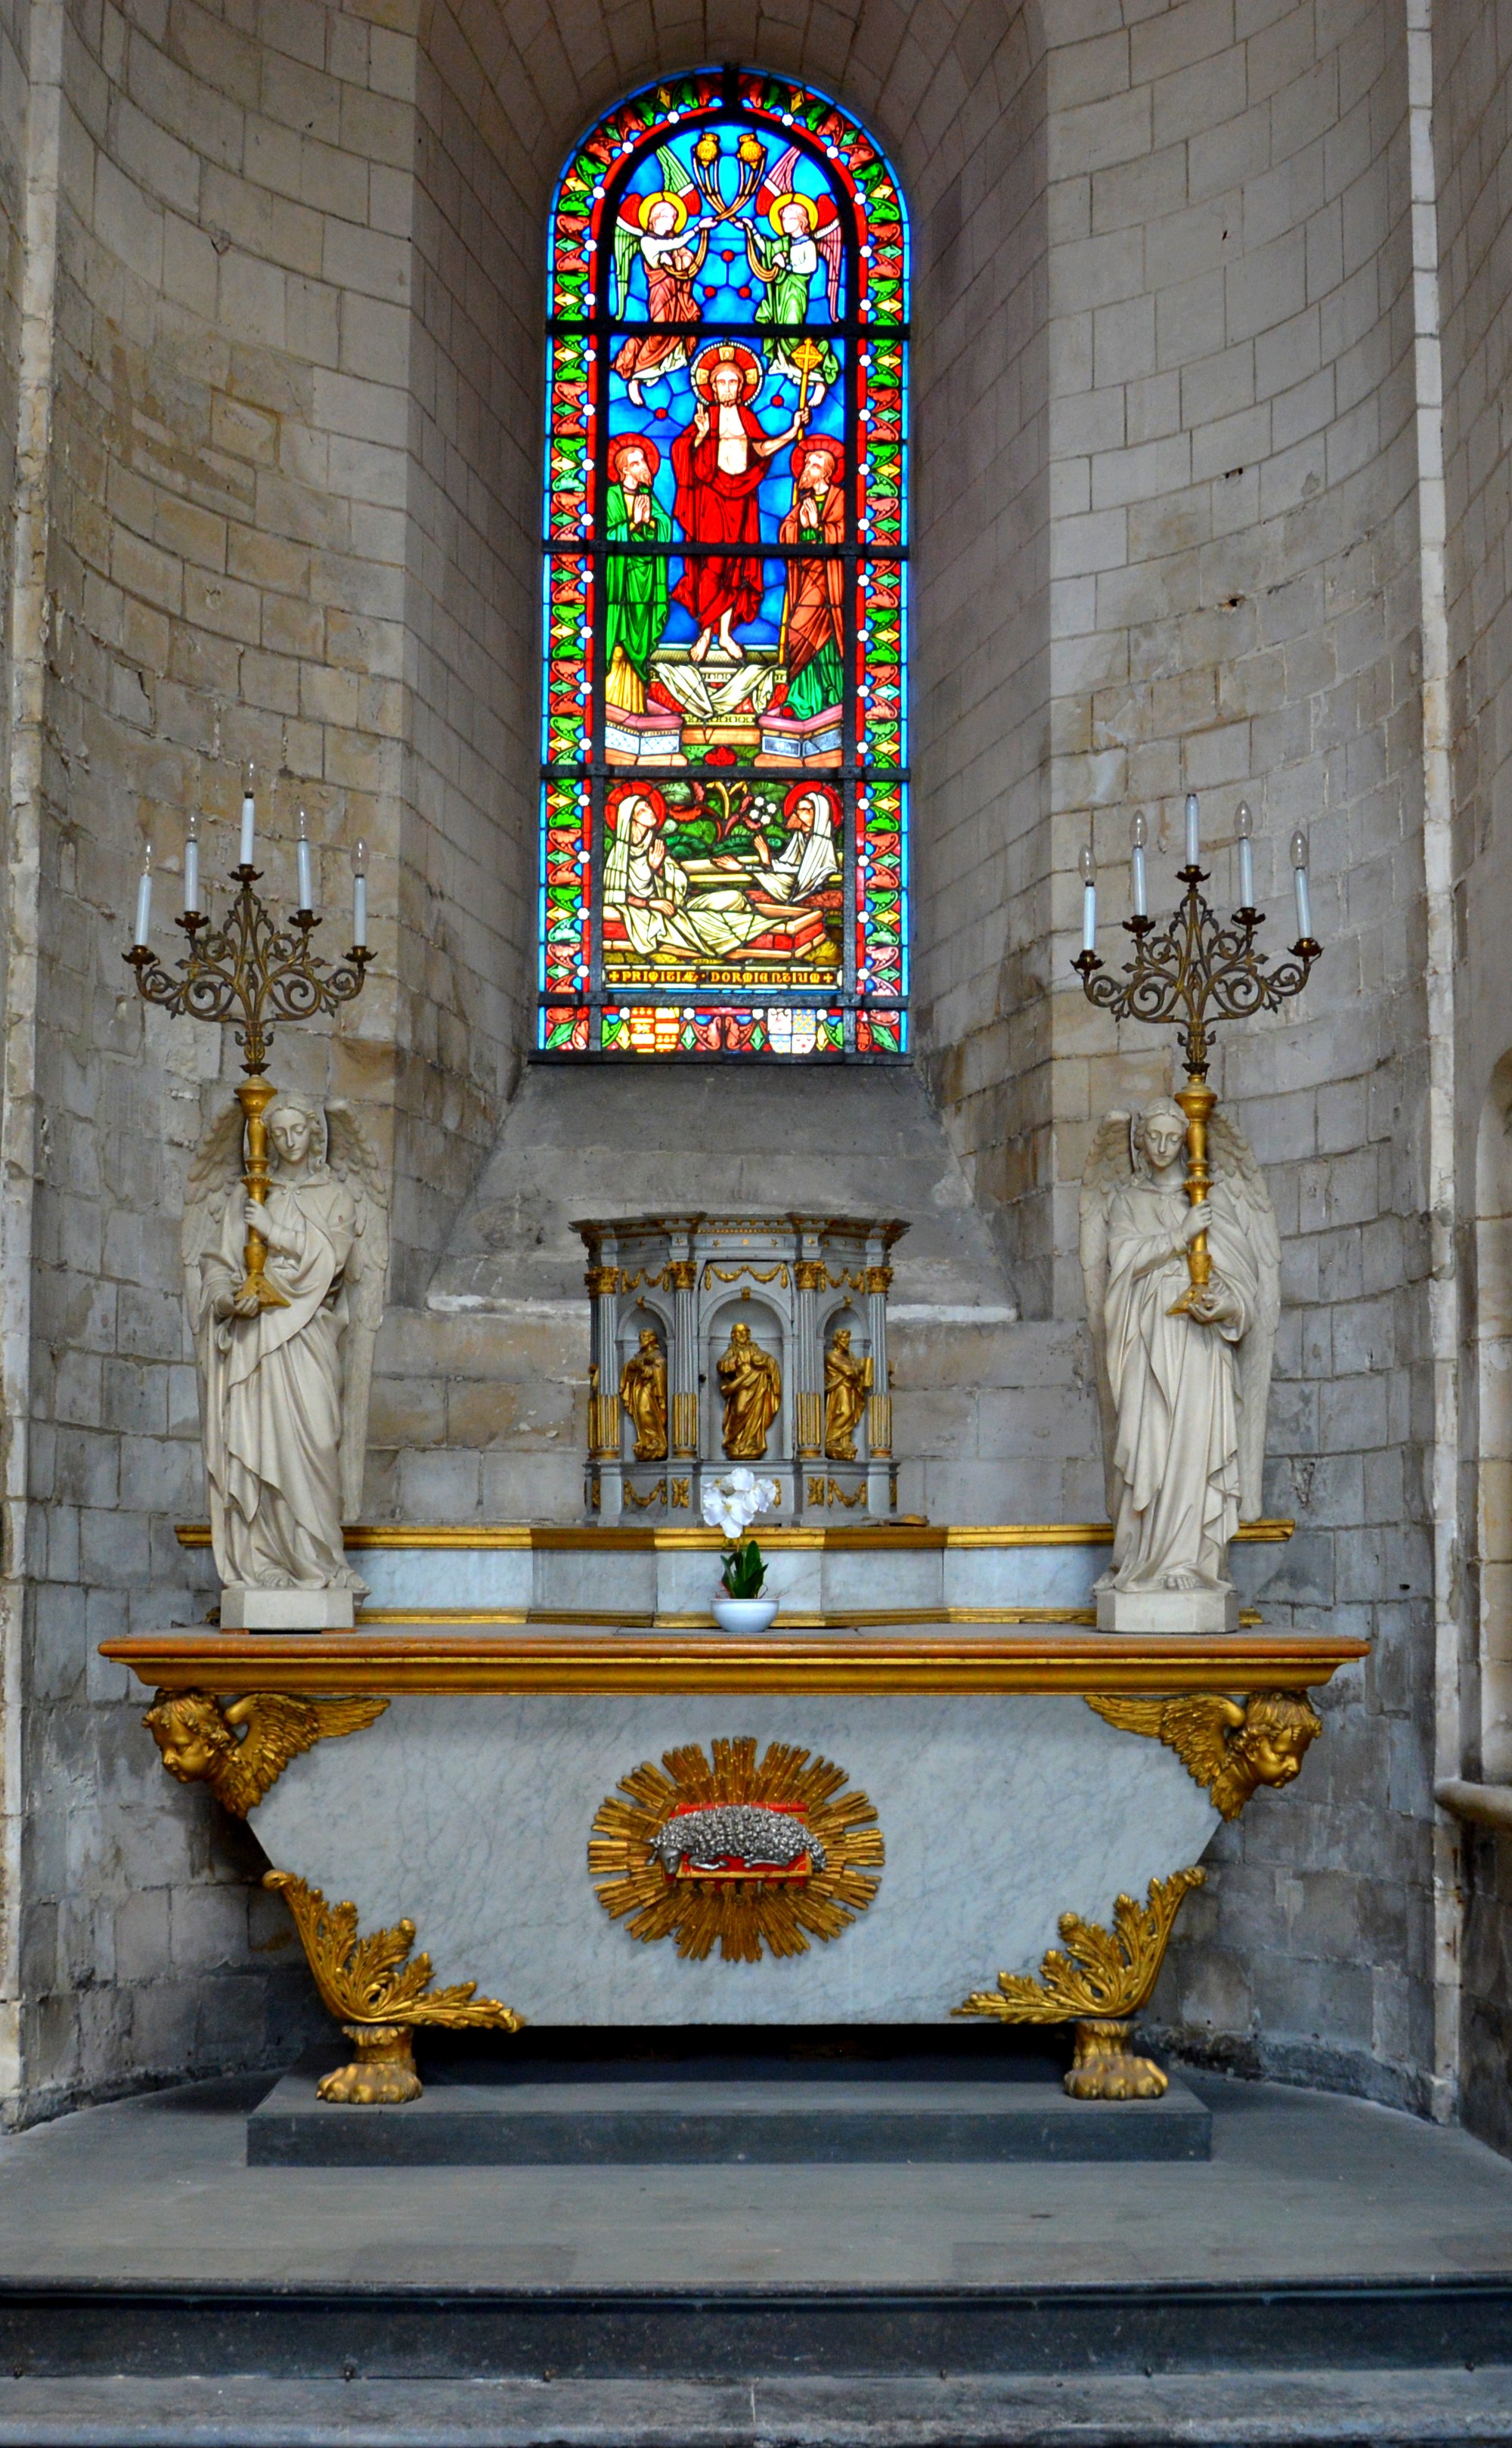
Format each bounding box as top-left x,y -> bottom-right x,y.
744,170 -> 843,401
605,436 -> 673,714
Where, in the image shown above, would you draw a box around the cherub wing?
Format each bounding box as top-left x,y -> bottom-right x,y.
232,1693 -> 388,1810
325,1103 -> 391,1523
1078,1113 -> 1133,1505
1210,1111 -> 1281,1518
1087,1693 -> 1238,1797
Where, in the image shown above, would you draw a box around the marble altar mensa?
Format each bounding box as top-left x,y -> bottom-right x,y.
110,1619 -> 1365,2046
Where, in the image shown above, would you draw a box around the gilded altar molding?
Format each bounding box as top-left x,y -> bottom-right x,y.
1085,1689 -> 1322,1817
953,1867 -> 1205,2102
265,1870 -> 522,2102
108,1628 -> 1368,1699
142,1687 -> 387,1814
589,1737 -> 884,1963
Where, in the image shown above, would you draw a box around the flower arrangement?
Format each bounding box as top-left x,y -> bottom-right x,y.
702,1467 -> 780,1597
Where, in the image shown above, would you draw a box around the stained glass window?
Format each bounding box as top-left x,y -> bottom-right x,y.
539,68 -> 909,1058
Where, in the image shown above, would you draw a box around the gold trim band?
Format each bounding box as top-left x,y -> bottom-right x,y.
174,1519 -> 1297,1552
102,1628 -> 1365,1700
355,1605 -> 1266,1629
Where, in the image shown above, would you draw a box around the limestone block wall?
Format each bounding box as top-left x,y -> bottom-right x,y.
1436,0 -> 1512,2152
1030,0 -> 1439,2114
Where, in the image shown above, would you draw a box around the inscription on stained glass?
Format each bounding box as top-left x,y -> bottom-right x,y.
540,69 -> 909,1058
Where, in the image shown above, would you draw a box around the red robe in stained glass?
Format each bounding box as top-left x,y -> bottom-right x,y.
671,404 -> 769,632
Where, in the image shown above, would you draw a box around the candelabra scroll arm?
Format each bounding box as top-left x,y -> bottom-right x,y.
1074,857 -> 1322,1305
125,866 -> 373,1312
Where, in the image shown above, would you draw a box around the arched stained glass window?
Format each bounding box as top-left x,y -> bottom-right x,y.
539,69 -> 909,1058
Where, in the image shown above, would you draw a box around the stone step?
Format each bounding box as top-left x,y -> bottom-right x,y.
2,2368 -> 1510,2446
5,2273 -> 1511,2386
245,2072 -> 1213,2168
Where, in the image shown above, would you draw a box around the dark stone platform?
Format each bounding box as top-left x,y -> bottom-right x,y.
246,2071 -> 1211,2164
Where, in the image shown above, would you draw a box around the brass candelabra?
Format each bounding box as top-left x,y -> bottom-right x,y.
124,783 -> 370,1311
1072,796 -> 1321,1308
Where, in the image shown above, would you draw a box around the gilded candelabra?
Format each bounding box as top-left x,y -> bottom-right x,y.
1073,795 -> 1321,1306
123,778 -> 371,1311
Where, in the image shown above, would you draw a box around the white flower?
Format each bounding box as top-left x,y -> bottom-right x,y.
727,1468 -> 758,1495
757,1477 -> 779,1512
701,1486 -> 727,1529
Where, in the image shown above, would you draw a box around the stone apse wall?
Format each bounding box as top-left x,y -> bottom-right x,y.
0,0 -> 1489,2137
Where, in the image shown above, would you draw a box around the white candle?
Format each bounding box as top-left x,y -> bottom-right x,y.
183,814 -> 200,918
134,844 -> 153,947
1290,829 -> 1312,939
1235,800 -> 1254,909
352,838 -> 367,948
1184,792 -> 1201,867
1130,810 -> 1148,918
239,771 -> 256,869
1079,841 -> 1096,952
296,810 -> 314,913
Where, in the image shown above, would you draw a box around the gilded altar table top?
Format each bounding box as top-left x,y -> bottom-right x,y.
102,1623 -> 1364,1698
173,1519 -> 1296,1551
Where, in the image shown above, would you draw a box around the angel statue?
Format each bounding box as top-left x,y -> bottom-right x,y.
1080,1100 -> 1279,1623
182,1093 -> 389,1622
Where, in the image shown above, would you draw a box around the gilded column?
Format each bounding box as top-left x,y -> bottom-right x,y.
793,1220 -> 826,1500
668,1226 -> 700,1474
865,1237 -> 894,1517
585,1232 -> 622,1523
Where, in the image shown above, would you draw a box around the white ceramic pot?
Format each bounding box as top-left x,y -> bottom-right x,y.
711,1596 -> 779,1634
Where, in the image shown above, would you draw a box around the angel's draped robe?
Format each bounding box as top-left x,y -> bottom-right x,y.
197,1170 -> 366,1592
1101,1179 -> 1259,1591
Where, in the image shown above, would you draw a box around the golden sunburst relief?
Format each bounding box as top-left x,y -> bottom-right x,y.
589,1737 -> 885,1963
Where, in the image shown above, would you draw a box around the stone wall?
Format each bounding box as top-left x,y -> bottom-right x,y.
1436,0 -> 1512,2150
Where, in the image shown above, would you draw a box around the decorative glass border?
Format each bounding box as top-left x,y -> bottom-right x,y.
540,68 -> 909,1058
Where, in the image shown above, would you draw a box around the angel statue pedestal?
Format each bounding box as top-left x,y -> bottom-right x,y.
184,1092 -> 388,1630
1080,1101 -> 1279,1635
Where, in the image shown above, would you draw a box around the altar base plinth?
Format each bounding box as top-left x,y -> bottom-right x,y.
219,1586 -> 355,1630
246,2066 -> 1211,2166
1095,1585 -> 1239,1634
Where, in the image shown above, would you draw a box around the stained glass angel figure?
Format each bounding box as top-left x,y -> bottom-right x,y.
744,150 -> 842,401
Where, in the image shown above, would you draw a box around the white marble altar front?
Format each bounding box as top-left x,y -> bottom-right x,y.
247,1691 -> 1220,2025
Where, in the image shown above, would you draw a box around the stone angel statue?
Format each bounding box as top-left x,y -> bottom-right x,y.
1080,1099 -> 1280,1609
182,1094 -> 389,1609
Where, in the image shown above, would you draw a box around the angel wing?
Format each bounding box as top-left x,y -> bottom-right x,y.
1209,1111 -> 1281,1518
613,144 -> 696,314
1079,1112 -> 1133,1506
815,218 -> 843,317
1086,1693 -> 1244,1802
224,1692 -> 388,1812
326,1103 -> 391,1523
181,1102 -> 243,1281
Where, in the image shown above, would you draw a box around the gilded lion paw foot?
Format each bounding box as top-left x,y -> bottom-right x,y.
316,2024 -> 422,2106
1063,2017 -> 1169,2102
